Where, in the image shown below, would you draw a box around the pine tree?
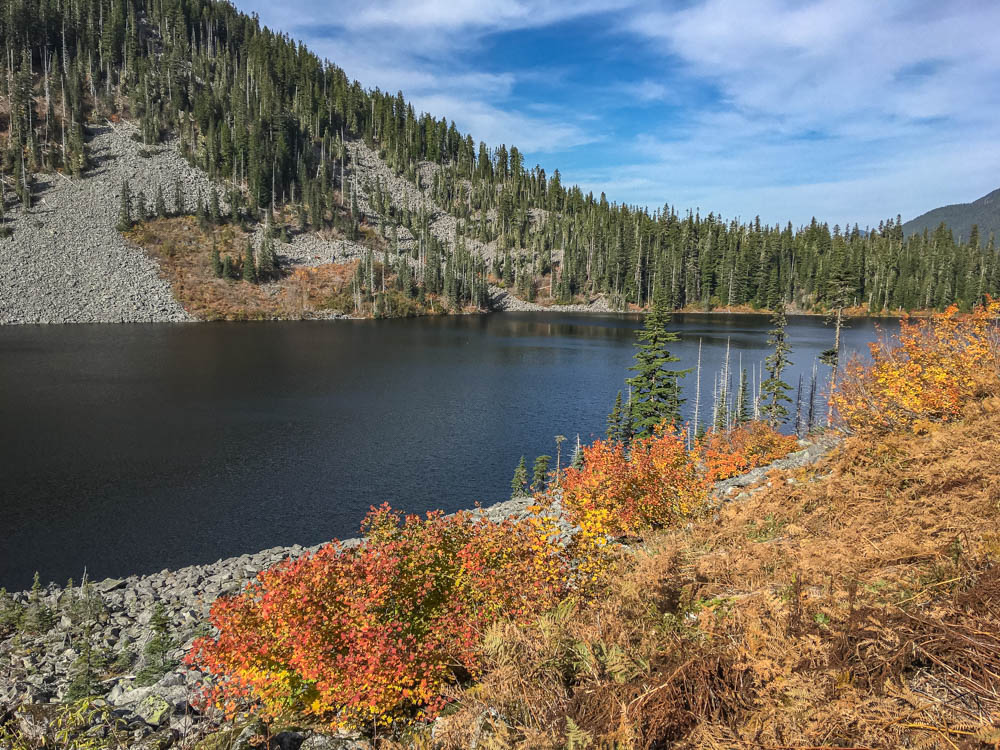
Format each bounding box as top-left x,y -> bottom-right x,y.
626,291 -> 690,437
510,456 -> 528,498
136,604 -> 177,686
211,245 -> 223,278
571,435 -> 584,470
531,455 -> 551,493
134,189 -> 148,222
760,310 -> 793,429
65,627 -> 106,700
154,184 -> 167,218
195,190 -> 206,225
736,368 -> 751,425
242,242 -> 257,283
257,238 -> 278,281
221,254 -> 233,279
607,391 -> 624,442
173,178 -> 184,215
209,187 -> 221,224
22,572 -> 53,634
116,179 -> 132,231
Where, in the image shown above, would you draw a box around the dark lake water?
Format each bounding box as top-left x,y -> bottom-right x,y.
0,312 -> 896,590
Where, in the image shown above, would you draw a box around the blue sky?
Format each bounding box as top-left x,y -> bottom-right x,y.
236,0 -> 1000,228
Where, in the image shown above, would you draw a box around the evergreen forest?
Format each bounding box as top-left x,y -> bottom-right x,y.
2,0 -> 999,314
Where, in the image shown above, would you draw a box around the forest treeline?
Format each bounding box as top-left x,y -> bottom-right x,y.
2,0 -> 998,312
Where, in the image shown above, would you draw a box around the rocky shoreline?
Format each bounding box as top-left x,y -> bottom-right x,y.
0,439 -> 834,748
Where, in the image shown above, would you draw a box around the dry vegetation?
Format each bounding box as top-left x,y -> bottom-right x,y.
125,218 -> 353,320
425,397 -> 1000,750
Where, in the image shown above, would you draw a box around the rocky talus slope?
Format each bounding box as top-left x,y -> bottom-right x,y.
0,439 -> 832,748
0,124 -> 206,324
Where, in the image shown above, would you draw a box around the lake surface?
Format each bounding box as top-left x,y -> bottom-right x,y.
0,312 -> 895,589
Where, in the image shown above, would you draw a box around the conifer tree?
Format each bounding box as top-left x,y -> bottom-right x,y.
607,391 -> 624,442
242,243 -> 257,283
760,310 -> 793,429
154,184 -> 167,217
221,254 -> 233,279
510,456 -> 528,498
531,455 -> 551,493
117,179 -> 133,231
172,178 -> 184,215
211,245 -> 223,278
65,626 -> 105,699
571,435 -> 584,470
626,291 -> 690,437
209,187 -> 221,224
137,604 -> 176,686
134,189 -> 148,222
736,368 -> 751,425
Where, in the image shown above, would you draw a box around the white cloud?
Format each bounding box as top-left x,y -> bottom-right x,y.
235,0 -> 1000,225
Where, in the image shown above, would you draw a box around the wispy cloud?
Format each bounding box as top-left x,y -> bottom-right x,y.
235,0 -> 1000,225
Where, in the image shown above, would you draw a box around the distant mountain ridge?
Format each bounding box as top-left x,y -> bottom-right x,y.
903,188 -> 1000,243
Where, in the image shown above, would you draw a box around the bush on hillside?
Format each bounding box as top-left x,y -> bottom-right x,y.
833,299 -> 1000,433
189,504 -> 566,729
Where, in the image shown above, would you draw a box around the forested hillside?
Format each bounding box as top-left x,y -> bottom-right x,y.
2,0 -> 999,316
902,187 -> 1000,246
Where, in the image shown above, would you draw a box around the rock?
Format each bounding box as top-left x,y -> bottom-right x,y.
300,733 -> 370,750
270,730 -> 306,750
132,728 -> 177,750
136,694 -> 172,726
98,578 -> 127,593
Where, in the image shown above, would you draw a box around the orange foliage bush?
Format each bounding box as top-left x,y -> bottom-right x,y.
189,504 -> 566,730
833,300 -> 1000,433
695,421 -> 799,483
559,427 -> 707,539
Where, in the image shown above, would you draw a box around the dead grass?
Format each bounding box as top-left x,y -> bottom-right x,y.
419,398 -> 1000,750
129,217 -> 473,320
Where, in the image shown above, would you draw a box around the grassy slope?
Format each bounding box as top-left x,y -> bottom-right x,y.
427,400 -> 1000,749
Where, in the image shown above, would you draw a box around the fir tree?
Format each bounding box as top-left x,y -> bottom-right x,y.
607,391 -> 624,442
172,178 -> 184,215
760,310 -> 793,429
626,291 -> 691,437
736,368 -> 751,425
257,238 -> 278,281
571,435 -> 584,470
510,455 -> 528,498
134,189 -> 148,222
136,604 -> 177,686
221,254 -> 233,279
117,179 -> 133,231
22,572 -> 53,634
195,190 -> 206,225
209,187 -> 221,224
531,455 -> 551,493
242,242 -> 257,283
154,184 -> 167,218
211,245 -> 223,278
65,627 -> 106,700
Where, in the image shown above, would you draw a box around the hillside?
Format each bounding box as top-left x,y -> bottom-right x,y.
903,187 -> 1000,244
2,0 -> 1000,322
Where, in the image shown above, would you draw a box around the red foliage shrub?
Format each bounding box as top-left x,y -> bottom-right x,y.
695,421 -> 799,483
189,504 -> 566,729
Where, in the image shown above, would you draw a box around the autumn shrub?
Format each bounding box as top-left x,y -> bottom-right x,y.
560,426 -> 707,540
833,300 -> 1000,433
189,504 -> 566,730
695,421 -> 799,482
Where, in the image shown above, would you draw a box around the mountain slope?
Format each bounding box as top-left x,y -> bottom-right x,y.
3,0 -> 1000,320
902,187 -> 1000,243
